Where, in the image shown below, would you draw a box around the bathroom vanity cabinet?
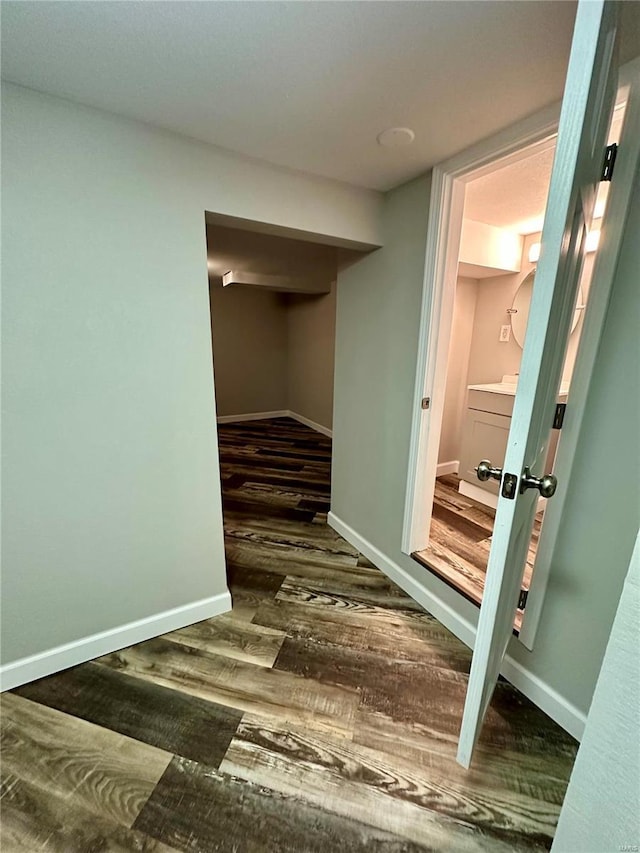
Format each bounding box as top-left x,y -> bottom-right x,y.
458,377 -> 568,507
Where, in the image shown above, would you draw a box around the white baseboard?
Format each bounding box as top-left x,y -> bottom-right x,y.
216,410 -> 289,424
458,479 -> 499,509
436,460 -> 459,477
328,511 -> 478,648
499,653 -> 585,742
0,590 -> 232,692
217,410 -> 332,438
327,511 -> 586,742
459,478 -> 546,513
287,411 -> 333,438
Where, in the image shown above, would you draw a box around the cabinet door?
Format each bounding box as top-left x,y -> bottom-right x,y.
459,410 -> 511,495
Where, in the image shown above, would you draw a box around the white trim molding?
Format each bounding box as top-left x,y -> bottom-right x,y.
458,480 -> 499,509
287,411 -> 333,438
0,590 -> 232,692
328,511 -> 477,646
217,410 -> 332,438
216,410 -> 289,424
436,460 -> 460,477
328,511 -> 586,741
458,480 -> 545,514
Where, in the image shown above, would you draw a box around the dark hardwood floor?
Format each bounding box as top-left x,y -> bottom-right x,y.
414,475 -> 542,632
1,417 -> 577,852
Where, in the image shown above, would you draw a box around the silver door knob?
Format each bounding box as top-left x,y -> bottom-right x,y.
475,460 -> 503,482
520,467 -> 557,498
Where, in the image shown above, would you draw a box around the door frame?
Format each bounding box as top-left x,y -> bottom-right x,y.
402,56 -> 640,649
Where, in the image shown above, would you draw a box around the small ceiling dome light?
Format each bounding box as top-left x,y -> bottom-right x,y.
377,127 -> 415,148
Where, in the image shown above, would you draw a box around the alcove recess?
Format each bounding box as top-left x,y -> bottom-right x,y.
205,213 -> 367,297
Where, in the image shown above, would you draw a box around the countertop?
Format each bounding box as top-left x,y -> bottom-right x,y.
468,377 -> 570,397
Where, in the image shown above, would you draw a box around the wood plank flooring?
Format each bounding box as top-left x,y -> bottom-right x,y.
1,417 -> 577,852
414,474 -> 542,632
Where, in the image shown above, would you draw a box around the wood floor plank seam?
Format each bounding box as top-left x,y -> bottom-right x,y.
1,692 -> 173,837
2,417 -> 577,853
219,715 -> 563,849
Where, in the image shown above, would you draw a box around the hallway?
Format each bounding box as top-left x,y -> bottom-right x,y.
2,418 -> 577,851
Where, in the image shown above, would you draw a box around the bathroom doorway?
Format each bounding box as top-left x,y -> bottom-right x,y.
402,84 -> 634,648
412,124 -> 610,634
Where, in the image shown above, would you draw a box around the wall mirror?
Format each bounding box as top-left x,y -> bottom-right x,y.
510,271 -> 584,348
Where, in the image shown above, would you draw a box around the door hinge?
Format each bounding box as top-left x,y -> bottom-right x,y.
553,402 -> 566,430
601,143 -> 618,181
518,588 -> 529,610
421,397 -> 430,410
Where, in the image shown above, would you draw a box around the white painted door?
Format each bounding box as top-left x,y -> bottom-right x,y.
457,0 -> 620,768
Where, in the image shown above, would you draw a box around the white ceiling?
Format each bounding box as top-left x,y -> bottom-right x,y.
3,2 -> 638,192
464,103 -> 626,233
464,146 -> 556,234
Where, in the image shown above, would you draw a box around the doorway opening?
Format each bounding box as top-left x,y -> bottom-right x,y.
205,219 -> 341,439
204,216 -> 370,606
403,98 -> 628,640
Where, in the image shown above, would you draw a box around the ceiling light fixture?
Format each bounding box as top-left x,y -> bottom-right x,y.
528,229 -> 601,264
585,228 -> 601,253
528,242 -> 541,264
377,127 -> 415,148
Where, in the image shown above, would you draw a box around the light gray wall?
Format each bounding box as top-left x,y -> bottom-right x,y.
552,532 -> 639,853
333,174 -> 435,561
209,285 -> 288,416
1,83 -> 381,669
467,232 -> 594,386
332,160 -> 639,720
439,276 -> 478,465
287,286 -> 337,431
208,283 -> 337,428
209,285 -> 337,430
